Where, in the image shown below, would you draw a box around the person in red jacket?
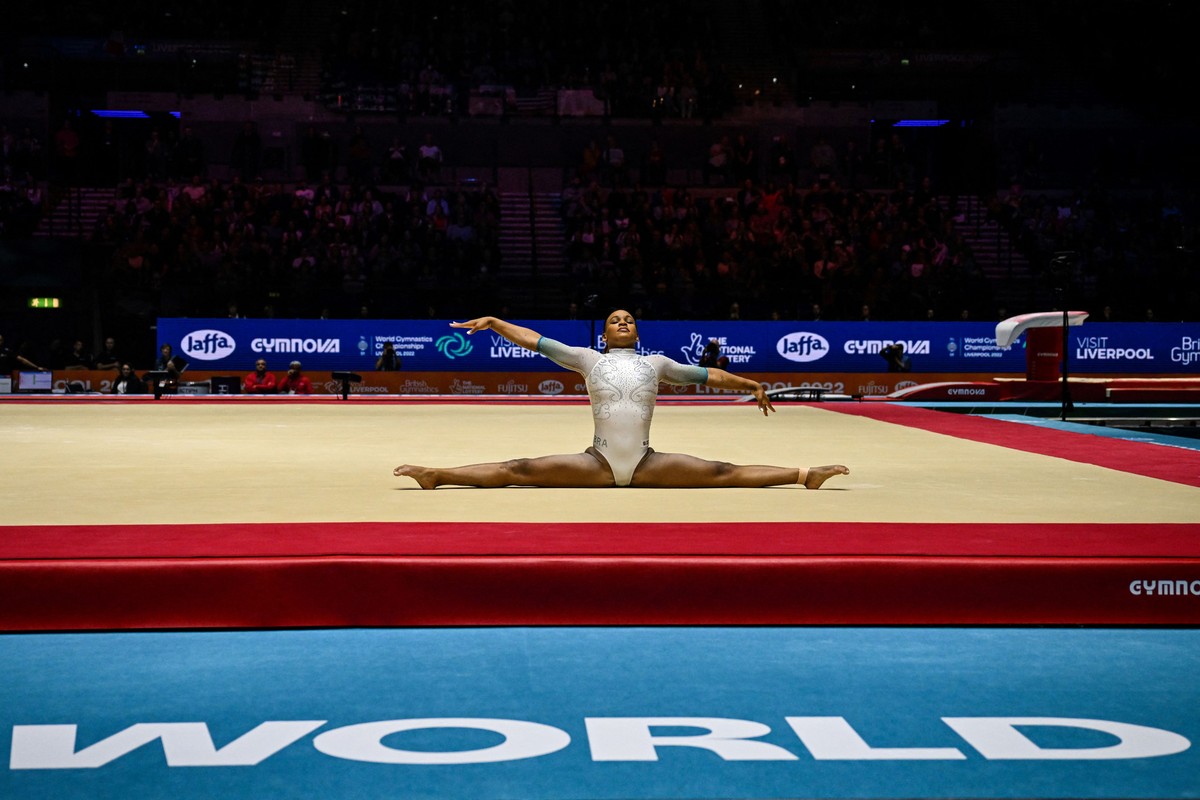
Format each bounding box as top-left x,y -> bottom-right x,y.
243,358 -> 277,394
277,360 -> 313,394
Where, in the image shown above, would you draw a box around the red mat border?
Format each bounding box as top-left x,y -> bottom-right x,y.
3,553 -> 1198,629
825,403 -> 1200,487
3,520 -> 1198,630
2,521 -> 1199,559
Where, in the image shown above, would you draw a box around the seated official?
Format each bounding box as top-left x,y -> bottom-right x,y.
277,360 -> 313,394
243,358 -> 278,393
154,343 -> 188,377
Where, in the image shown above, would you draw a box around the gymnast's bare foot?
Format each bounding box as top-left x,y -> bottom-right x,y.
394,465 -> 438,489
801,464 -> 850,489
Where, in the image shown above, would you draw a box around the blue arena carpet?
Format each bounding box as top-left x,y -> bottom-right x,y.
2,626 -> 1198,799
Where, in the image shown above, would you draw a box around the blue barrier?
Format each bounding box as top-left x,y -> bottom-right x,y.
156,318 -> 1200,374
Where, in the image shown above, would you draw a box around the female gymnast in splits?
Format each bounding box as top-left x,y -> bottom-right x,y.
394,311 -> 849,489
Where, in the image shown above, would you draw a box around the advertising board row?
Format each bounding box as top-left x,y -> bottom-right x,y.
156,318 -> 1200,375
18,370 -> 1000,397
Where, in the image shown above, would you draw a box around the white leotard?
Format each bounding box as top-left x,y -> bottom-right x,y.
537,337 -> 708,486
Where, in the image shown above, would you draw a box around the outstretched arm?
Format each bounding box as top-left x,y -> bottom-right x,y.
706,367 -> 774,416
451,317 -> 542,352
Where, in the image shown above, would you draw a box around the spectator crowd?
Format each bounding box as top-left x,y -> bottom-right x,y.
88,172 -> 503,327
2,0 -> 1196,370
560,171 -> 993,324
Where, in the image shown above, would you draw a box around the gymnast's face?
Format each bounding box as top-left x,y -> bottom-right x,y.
602,310 -> 638,349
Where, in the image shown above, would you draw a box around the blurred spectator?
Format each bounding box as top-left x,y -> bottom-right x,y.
705,135 -> 731,185
52,119 -> 81,187
94,337 -> 122,371
384,137 -> 410,184
698,338 -> 722,368
173,126 -> 206,180
810,136 -> 838,184
375,341 -> 401,371
111,363 -> 146,395
768,134 -> 795,184
346,126 -> 374,184
642,139 -> 667,186
417,134 -> 443,182
732,133 -> 756,184
881,343 -> 911,372
63,339 -> 93,370
12,340 -> 45,371
143,128 -> 169,181
602,135 -> 627,188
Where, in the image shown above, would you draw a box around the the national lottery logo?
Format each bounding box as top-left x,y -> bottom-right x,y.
680,333 -> 710,365
680,332 -> 756,365
449,379 -> 486,395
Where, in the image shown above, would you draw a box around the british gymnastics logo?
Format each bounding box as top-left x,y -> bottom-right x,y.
436,332 -> 473,360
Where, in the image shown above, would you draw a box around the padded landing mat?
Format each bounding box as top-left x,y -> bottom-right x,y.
2,402 -> 1199,628
2,626 -> 1198,799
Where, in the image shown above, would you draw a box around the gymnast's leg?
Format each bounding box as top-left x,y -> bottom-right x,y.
630,450 -> 849,489
394,449 -> 616,488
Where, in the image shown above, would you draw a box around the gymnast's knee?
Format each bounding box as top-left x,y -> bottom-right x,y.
504,458 -> 532,478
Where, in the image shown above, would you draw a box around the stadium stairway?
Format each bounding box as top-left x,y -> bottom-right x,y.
34,186 -> 114,239
942,194 -> 1040,311
498,191 -> 570,314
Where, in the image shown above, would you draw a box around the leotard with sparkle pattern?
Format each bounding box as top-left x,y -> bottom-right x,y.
537,337 -> 708,486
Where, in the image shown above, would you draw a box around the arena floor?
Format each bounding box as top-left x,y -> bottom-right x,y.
2,397 -> 1198,799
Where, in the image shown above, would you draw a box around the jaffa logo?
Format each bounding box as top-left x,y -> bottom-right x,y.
436,332 -> 473,360
181,329 -> 236,360
777,332 -> 829,363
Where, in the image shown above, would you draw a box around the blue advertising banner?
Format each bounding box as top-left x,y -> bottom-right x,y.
156,319 -> 1200,374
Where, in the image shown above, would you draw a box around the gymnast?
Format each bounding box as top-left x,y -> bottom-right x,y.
393,311 -> 849,489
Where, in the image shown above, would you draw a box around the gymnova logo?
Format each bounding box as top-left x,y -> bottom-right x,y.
181,329 -> 236,360
252,338 -> 340,354
843,339 -> 931,355
436,332 -> 473,359
1130,579 -> 1200,596
777,332 -> 829,363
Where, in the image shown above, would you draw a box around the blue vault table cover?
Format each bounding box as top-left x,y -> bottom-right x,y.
155,318 -> 1200,374
2,627 -> 1198,799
